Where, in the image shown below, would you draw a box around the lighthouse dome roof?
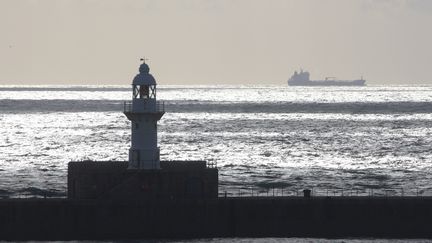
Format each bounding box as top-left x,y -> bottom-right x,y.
132,63 -> 156,85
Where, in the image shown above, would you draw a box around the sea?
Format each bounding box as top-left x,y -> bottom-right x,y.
1,85 -> 432,242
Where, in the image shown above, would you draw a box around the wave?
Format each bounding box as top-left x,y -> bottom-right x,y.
0,86 -> 129,92
0,85 -> 271,92
17,187 -> 66,198
1,99 -> 432,114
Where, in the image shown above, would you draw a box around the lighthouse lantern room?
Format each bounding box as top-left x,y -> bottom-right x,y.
123,59 -> 165,169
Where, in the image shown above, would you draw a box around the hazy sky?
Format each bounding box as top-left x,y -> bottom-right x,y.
1,0 -> 431,85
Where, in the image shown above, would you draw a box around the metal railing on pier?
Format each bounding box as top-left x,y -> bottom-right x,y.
207,161 -> 217,168
218,187 -> 432,198
3,187 -> 432,200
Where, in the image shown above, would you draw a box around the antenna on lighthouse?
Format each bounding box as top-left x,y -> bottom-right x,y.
140,57 -> 149,63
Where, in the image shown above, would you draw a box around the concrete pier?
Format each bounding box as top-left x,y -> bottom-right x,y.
1,196 -> 432,240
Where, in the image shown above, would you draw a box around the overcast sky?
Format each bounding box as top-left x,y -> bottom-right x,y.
1,0 -> 431,85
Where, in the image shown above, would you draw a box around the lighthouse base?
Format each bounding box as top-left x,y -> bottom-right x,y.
67,161 -> 218,200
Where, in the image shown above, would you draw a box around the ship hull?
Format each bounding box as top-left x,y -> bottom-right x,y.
288,80 -> 366,86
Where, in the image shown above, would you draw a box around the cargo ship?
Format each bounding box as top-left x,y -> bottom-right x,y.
288,70 -> 366,86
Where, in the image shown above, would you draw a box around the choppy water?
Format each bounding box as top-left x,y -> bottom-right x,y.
1,85 -> 432,198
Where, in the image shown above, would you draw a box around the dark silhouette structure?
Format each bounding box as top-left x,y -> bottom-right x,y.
68,161 -> 218,200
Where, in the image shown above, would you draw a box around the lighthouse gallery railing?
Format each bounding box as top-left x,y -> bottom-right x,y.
123,101 -> 165,113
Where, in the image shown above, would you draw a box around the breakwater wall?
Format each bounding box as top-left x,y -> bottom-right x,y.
1,196 -> 432,240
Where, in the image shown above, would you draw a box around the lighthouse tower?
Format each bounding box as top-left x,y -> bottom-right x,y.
124,60 -> 164,169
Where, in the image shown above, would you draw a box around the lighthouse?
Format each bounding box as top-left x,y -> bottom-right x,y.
68,60 -> 217,200
123,59 -> 164,169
